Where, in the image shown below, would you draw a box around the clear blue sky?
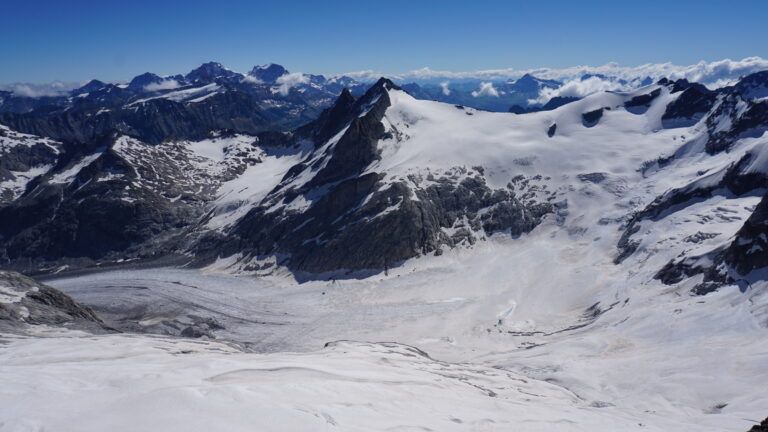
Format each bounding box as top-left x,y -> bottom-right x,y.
3,0 -> 767,84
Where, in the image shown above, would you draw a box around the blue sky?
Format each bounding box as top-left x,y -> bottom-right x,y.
2,0 -> 767,84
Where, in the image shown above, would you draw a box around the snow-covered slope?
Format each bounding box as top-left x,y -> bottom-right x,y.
1,335 -> 683,432
0,124 -> 61,203
17,236 -> 768,431
202,75 -> 766,285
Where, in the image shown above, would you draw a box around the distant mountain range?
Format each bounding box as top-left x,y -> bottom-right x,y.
0,61 -> 665,149
1,67 -> 767,292
0,62 -> 372,145
4,58 -> 768,136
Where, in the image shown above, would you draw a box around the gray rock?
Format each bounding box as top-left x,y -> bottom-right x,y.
0,270 -> 111,334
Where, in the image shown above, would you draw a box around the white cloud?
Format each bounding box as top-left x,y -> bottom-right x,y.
335,57 -> 768,89
7,85 -> 49,97
439,81 -> 451,96
471,82 -> 499,97
665,57 -> 768,88
338,69 -> 378,81
275,72 -> 309,96
1,82 -> 77,97
527,76 -> 630,105
241,75 -> 264,85
144,80 -> 180,92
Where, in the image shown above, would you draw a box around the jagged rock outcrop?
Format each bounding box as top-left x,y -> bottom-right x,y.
684,190 -> 768,294
0,130 -> 264,272
723,191 -> 768,275
705,94 -> 768,154
660,79 -> 718,128
619,148 -> 767,268
0,270 -> 111,333
582,108 -> 605,126
748,417 -> 768,432
624,88 -> 661,112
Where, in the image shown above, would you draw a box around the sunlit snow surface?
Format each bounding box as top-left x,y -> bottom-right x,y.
2,85 -> 768,431
13,239 -> 768,431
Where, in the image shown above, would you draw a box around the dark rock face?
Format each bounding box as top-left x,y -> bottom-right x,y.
0,150 -> 195,266
661,82 -> 717,127
582,108 -> 604,126
547,124 -> 557,137
303,80 -> 394,188
747,417 -> 768,432
296,87 -> 359,147
646,183 -> 768,292
705,95 -> 768,154
618,149 -> 768,266
0,130 -> 263,272
723,191 -> 768,276
733,70 -> 768,99
0,270 -> 111,333
625,88 -> 661,110
220,171 -> 552,274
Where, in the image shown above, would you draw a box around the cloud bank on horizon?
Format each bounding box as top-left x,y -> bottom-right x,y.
342,56 -> 768,86
344,56 -> 768,103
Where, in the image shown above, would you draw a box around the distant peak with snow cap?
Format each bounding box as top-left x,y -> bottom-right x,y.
185,61 -> 241,83
248,63 -> 289,83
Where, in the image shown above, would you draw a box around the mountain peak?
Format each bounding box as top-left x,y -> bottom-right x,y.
733,70 -> 768,99
371,77 -> 400,92
186,62 -> 239,83
248,63 -> 289,83
128,72 -> 163,89
338,87 -> 356,103
72,79 -> 107,94
507,74 -> 548,94
351,77 -> 401,110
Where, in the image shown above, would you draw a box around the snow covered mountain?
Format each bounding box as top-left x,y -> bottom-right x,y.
1,70 -> 768,290
1,67 -> 768,431
0,62 -> 370,145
